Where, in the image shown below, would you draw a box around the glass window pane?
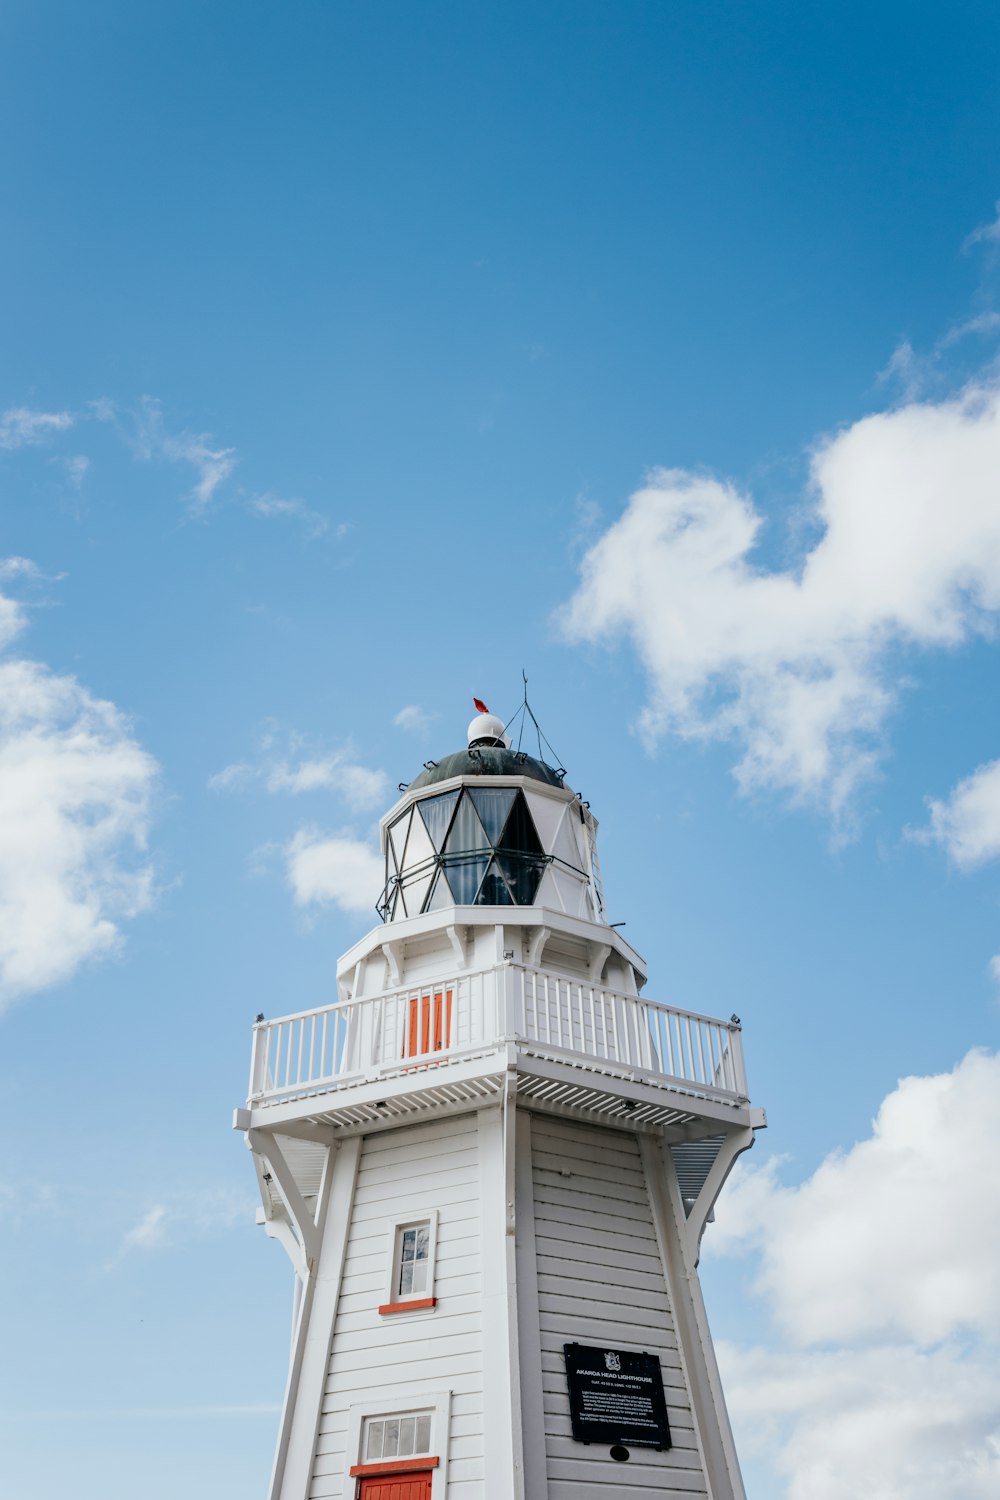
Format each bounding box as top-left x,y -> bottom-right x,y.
402,867 -> 434,917
424,869 -> 452,912
497,791 -> 543,857
415,1415 -> 431,1453
366,1420 -> 384,1460
398,1260 -> 414,1295
389,811 -> 411,871
383,1418 -> 400,1458
417,791 -> 460,851
477,859 -> 513,906
410,1259 -> 428,1293
443,855 -> 489,905
443,793 -> 489,855
398,1417 -> 416,1456
414,1224 -> 430,1257
468,786 -> 517,843
401,1227 -> 417,1262
497,850 -> 544,905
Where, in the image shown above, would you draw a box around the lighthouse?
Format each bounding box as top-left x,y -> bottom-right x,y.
234,703 -> 765,1500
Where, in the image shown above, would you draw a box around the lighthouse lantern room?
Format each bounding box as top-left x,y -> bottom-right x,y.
234,702 -> 765,1500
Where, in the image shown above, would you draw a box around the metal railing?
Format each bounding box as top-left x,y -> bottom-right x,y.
247,962 -> 748,1110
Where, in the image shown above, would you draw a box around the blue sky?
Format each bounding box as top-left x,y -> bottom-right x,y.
4,4 -> 1000,1496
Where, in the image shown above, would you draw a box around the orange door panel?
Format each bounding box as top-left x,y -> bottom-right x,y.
405,990 -> 453,1058
358,1475 -> 432,1500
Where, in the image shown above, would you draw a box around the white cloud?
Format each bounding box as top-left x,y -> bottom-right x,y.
121,1204 -> 167,1252
393,704 -> 432,733
963,201 -> 1000,252
284,829 -> 382,916
134,396 -> 236,512
720,1341 -> 1000,1500
250,493 -> 330,538
708,1049 -> 1000,1497
62,454 -> 90,488
210,732 -> 388,812
0,407 -> 73,449
0,573 -> 159,1008
917,758 -> 1000,871
560,380 -> 1000,823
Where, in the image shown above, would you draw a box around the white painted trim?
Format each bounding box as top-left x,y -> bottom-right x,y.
640,1133 -> 747,1500
380,1208 -> 440,1309
684,1125 -> 756,1265
513,1109 -> 547,1498
478,1101 -> 521,1500
270,1136 -> 362,1500
340,1388 -> 452,1500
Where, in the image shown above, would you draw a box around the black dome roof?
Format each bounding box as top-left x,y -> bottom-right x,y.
408,746 -> 566,791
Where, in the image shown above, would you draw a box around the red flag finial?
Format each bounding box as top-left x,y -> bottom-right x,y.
473,697 -> 490,714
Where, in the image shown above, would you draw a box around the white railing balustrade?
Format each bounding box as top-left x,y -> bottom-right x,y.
248,962 -> 747,1109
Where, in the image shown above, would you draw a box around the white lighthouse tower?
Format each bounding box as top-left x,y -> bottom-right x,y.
235,703 -> 765,1500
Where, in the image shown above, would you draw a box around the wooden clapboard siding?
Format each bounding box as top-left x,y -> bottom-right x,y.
309,1115 -> 483,1500
530,1115 -> 708,1499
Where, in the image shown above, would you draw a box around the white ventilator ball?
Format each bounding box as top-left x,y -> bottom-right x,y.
467,712 -> 510,748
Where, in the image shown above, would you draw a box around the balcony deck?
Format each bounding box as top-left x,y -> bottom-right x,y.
242,962 -> 752,1139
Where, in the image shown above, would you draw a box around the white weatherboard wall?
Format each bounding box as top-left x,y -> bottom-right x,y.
309,1114 -> 485,1498
529,1115 -> 707,1499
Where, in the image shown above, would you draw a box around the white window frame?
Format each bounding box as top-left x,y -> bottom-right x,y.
342,1387 -> 451,1500
381,1208 -> 439,1311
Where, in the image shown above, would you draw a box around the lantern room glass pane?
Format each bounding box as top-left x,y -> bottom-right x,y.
443,794 -> 489,855
444,855 -> 489,905
477,859 -> 513,905
468,786 -> 517,843
497,791 -> 543,857
418,791 -> 460,851
496,850 -> 543,904
388,810 -> 411,871
424,870 -> 453,912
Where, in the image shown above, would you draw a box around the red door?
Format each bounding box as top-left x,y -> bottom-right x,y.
405,990 -> 453,1058
359,1474 -> 432,1500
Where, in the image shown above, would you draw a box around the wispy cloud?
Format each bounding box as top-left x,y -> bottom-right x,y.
0,1404 -> 281,1421
210,728 -> 388,812
131,396 -> 236,513
963,200 -> 1000,252
0,406 -> 74,450
393,704 -> 432,733
249,493 -> 330,538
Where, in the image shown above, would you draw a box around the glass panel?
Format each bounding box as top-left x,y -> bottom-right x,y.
417,790 -> 460,851
497,790 -> 543,857
496,850 -> 544,904
398,1416 -> 416,1456
389,810 -> 411,871
410,1259 -> 428,1293
365,1420 -> 385,1461
414,1224 -> 430,1257
443,855 -> 489,905
400,1227 -> 418,1262
443,793 -> 489,855
398,1260 -> 415,1294
415,1414 -> 432,1453
424,869 -> 453,912
477,858 -> 513,905
383,1417 -> 400,1458
402,867 -> 434,917
468,786 -> 517,843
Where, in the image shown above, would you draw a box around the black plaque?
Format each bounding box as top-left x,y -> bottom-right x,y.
563,1343 -> 672,1450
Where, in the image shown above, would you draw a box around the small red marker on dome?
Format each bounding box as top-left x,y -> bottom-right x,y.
473,697 -> 490,714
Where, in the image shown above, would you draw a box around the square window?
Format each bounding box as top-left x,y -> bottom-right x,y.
381,1211 -> 439,1313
